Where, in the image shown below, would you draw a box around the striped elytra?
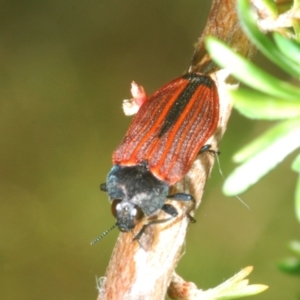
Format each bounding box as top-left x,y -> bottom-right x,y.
112,72 -> 219,185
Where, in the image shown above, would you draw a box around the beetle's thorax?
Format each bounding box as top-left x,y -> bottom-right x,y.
105,163 -> 169,231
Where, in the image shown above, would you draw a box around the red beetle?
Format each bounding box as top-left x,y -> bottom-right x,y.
96,72 -> 219,241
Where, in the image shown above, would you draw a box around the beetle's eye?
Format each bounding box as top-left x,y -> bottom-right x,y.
133,206 -> 143,223
111,199 -> 122,218
111,200 -> 144,225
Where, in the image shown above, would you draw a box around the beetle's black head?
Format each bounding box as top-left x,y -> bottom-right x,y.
104,163 -> 169,232
111,199 -> 143,232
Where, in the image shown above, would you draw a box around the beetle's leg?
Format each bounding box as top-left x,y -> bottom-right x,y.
100,183 -> 107,192
133,193 -> 198,241
167,193 -> 194,202
167,193 -> 196,223
199,144 -> 220,155
133,204 -> 178,241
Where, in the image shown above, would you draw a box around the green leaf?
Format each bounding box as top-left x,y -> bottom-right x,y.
237,0 -> 300,78
223,119 -> 300,196
205,37 -> 300,102
261,0 -> 278,16
278,257 -> 300,275
295,175 -> 300,223
215,285 -> 269,299
288,240 -> 300,257
293,1 -> 300,40
292,155 -> 300,223
294,19 -> 300,41
273,33 -> 300,65
196,266 -> 268,299
295,0 -> 300,9
233,119 -> 300,163
292,153 -> 300,172
231,88 -> 300,119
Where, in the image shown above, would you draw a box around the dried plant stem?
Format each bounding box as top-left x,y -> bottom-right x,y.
97,1 -> 256,299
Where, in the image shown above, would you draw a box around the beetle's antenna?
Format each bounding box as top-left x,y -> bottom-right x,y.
90,223 -> 118,245
212,150 -> 250,210
212,150 -> 224,178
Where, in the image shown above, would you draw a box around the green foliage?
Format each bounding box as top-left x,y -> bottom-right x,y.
222,120 -> 300,196
176,266 -> 268,300
206,0 -> 300,221
278,240 -> 300,275
206,0 -> 300,288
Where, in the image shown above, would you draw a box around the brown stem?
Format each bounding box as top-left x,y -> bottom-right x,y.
97,1 -> 256,299
189,0 -> 256,74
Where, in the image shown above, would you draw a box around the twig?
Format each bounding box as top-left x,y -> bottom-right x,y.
97,1 -> 256,299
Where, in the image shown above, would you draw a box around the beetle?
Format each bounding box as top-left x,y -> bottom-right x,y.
95,72 -> 219,242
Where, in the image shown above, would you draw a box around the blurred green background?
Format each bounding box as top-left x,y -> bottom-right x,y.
0,1 -> 299,299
